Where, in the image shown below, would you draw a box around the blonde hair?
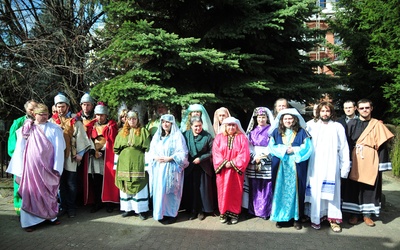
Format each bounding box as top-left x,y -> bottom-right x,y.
33,103 -> 49,114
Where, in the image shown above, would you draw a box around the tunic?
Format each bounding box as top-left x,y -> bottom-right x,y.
243,125 -> 273,218
84,119 -> 119,204
342,118 -> 394,216
114,127 -> 151,213
181,129 -> 216,214
268,128 -> 312,222
148,130 -> 189,220
7,121 -> 65,228
304,120 -> 350,225
212,133 -> 250,218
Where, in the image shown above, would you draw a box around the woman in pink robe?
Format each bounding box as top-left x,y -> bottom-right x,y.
212,117 -> 250,224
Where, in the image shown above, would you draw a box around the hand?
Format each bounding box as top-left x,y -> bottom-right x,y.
286,146 -> 294,155
192,158 -> 200,164
156,156 -> 171,163
225,161 -> 232,168
74,154 -> 83,163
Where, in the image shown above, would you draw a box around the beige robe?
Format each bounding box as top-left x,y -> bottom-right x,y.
349,119 -> 394,185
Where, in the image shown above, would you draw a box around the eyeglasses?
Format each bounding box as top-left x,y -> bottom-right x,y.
358,107 -> 370,110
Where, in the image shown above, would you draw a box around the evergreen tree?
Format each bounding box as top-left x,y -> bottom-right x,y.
92,0 -> 332,116
329,0 -> 396,122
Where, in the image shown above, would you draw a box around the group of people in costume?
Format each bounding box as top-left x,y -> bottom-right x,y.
7,95 -> 393,234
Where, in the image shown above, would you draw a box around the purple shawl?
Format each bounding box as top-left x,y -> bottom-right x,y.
249,125 -> 271,146
19,122 -> 60,219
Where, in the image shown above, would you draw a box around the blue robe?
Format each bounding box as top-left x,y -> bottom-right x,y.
149,132 -> 189,220
268,128 -> 312,222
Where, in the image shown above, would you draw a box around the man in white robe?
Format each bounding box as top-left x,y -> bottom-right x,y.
305,102 -> 350,233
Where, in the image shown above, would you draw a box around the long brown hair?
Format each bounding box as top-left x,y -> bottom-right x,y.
278,114 -> 300,135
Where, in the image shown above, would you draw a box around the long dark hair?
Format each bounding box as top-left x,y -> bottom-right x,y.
278,114 -> 300,135
314,101 -> 336,121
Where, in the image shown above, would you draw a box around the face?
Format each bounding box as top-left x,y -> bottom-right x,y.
162,120 -> 172,133
157,105 -> 168,116
358,102 -> 373,120
319,105 -> 331,122
191,111 -> 202,117
191,121 -> 203,135
127,117 -> 138,128
120,115 -> 127,124
81,102 -> 94,114
343,102 -> 356,116
225,123 -> 237,135
276,100 -> 288,113
257,115 -> 268,126
56,103 -> 69,116
26,102 -> 37,117
218,111 -> 227,124
35,112 -> 49,123
282,115 -> 294,129
96,114 -> 107,124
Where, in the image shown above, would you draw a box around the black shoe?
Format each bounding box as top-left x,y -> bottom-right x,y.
139,213 -> 148,220
188,212 -> 197,220
198,212 -> 205,221
68,211 -> 76,218
293,221 -> 302,230
121,211 -> 135,217
166,216 -> 177,224
276,222 -> 283,228
90,204 -> 104,213
106,207 -> 114,213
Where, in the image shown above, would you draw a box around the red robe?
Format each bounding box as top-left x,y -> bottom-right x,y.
212,133 -> 250,215
84,119 -> 119,204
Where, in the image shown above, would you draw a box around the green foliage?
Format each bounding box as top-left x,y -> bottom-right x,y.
92,0 -> 332,116
389,125 -> 400,177
329,0 -> 400,122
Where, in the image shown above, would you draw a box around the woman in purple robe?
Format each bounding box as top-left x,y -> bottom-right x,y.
242,107 -> 275,219
7,104 -> 65,232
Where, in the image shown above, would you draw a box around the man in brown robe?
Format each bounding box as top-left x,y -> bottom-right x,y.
342,99 -> 394,227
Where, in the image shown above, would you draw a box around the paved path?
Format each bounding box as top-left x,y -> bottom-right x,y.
0,172 -> 399,249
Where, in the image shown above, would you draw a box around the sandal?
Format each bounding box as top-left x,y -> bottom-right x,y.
330,222 -> 342,233
311,223 -> 321,230
219,214 -> 227,223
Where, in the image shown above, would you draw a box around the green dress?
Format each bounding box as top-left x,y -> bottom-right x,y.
114,127 -> 151,195
7,115 -> 28,216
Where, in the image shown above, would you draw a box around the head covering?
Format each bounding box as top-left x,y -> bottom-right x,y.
213,107 -> 231,134
180,104 -> 215,138
153,114 -> 180,139
80,92 -> 95,104
94,102 -> 108,115
127,110 -> 138,119
222,117 -> 246,135
54,92 -> 70,106
245,107 -> 275,134
270,108 -> 306,131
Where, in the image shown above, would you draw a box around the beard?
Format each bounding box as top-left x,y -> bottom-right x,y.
320,116 -> 331,122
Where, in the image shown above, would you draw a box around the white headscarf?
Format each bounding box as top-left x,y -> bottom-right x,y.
270,108 -> 307,131
153,114 -> 180,139
222,117 -> 247,136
